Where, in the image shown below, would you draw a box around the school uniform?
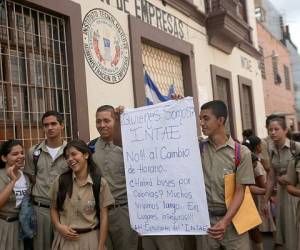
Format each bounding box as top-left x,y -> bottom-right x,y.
285,140 -> 300,250
143,235 -> 184,250
0,168 -> 29,250
92,138 -> 139,250
253,160 -> 276,233
260,137 -> 272,168
270,138 -> 300,250
24,140 -> 69,250
50,174 -> 114,250
196,137 -> 255,250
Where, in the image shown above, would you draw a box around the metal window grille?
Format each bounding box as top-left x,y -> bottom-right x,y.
272,50 -> 281,84
284,65 -> 291,90
142,43 -> 184,97
259,46 -> 266,79
0,0 -> 72,149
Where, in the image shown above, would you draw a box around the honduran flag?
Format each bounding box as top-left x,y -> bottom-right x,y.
144,71 -> 175,105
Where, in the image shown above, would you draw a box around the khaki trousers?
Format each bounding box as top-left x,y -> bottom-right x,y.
107,205 -> 138,250
33,205 -> 53,250
143,235 -> 184,250
196,215 -> 251,250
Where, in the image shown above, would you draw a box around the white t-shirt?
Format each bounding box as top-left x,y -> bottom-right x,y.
46,146 -> 61,160
13,171 -> 27,208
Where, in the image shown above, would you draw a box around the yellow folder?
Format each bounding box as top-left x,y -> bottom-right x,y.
225,173 -> 262,235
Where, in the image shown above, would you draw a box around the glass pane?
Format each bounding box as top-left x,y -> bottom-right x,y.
64,90 -> 70,113
48,63 -> 55,87
57,89 -> 63,113
60,43 -> 66,65
55,64 -> 61,88
0,26 -> 8,41
58,19 -> 65,42
30,59 -> 43,86
0,3 -> 7,26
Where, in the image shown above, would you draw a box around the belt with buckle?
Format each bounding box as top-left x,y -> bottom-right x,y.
209,209 -> 227,217
108,202 -> 128,210
0,214 -> 18,222
33,200 -> 50,209
73,225 -> 98,234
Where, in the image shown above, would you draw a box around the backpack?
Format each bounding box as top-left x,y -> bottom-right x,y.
88,138 -> 98,154
32,143 -> 42,175
57,170 -> 101,222
290,140 -> 300,165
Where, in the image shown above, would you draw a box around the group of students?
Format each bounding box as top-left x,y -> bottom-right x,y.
0,99 -> 300,250
241,113 -> 300,250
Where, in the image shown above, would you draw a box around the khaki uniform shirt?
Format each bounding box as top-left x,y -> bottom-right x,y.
201,137 -> 255,212
92,138 -> 127,204
270,139 -> 297,177
50,175 -> 114,229
261,137 -> 273,159
0,169 -> 29,217
24,140 -> 69,204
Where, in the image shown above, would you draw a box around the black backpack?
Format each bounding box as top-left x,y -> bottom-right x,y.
88,138 -> 98,154
32,143 -> 42,175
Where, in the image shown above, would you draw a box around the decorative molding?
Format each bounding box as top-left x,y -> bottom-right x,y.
206,10 -> 252,54
238,41 -> 262,60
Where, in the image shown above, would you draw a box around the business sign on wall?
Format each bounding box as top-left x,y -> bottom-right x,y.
82,8 -> 130,84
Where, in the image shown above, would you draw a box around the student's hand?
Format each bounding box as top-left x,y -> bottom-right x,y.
277,175 -> 288,186
261,200 -> 269,218
56,224 -> 79,240
113,106 -> 124,147
208,219 -> 227,240
6,165 -> 18,182
171,94 -> 183,100
114,106 -> 125,120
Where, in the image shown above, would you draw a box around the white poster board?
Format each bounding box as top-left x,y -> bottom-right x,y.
121,97 -> 210,235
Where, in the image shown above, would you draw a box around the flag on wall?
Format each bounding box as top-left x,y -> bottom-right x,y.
144,71 -> 175,105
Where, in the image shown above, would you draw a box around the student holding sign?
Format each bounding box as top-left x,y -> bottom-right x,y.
196,100 -> 255,250
89,105 -> 138,250
113,103 -> 187,250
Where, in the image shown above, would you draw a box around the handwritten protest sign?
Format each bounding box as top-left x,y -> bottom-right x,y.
121,97 -> 210,235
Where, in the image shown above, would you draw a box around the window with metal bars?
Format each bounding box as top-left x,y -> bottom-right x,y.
272,50 -> 281,84
259,46 -> 266,79
284,65 -> 291,90
141,43 -> 184,97
0,0 -> 72,149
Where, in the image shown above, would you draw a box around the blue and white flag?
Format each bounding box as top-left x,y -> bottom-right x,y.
144,71 -> 175,105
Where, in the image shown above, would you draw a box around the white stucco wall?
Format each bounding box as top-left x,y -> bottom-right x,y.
72,0 -> 266,139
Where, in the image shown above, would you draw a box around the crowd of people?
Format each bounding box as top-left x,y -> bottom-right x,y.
0,100 -> 300,250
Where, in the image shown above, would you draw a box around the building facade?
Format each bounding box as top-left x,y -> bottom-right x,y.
282,27 -> 300,128
255,0 -> 298,130
257,22 -> 297,130
0,0 -> 266,149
